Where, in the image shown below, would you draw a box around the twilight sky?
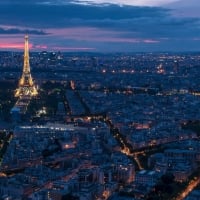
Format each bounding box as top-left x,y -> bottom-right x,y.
0,0 -> 200,52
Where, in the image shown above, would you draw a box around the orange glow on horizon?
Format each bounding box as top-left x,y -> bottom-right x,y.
0,42 -> 94,51
0,43 -> 33,50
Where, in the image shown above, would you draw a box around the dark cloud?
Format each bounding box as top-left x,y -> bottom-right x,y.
0,3 -> 169,27
0,2 -> 198,32
0,0 -> 46,5
0,0 -> 199,51
0,27 -> 48,35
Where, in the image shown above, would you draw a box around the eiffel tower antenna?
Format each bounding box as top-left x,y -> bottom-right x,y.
15,35 -> 38,97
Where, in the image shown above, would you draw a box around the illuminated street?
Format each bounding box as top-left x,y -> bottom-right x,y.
175,177 -> 200,200
121,147 -> 144,170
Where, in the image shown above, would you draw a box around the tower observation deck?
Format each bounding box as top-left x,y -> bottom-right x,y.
15,35 -> 38,97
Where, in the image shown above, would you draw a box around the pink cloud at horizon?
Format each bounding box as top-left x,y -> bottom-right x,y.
47,27 -> 160,44
0,26 -> 160,51
0,43 -> 33,50
0,42 -> 95,52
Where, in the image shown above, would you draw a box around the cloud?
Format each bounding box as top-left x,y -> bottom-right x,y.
70,0 -> 180,6
164,0 -> 200,18
46,27 -> 160,44
0,0 -> 199,51
0,3 -> 168,28
0,0 -> 180,6
0,43 -> 25,49
0,27 -> 47,35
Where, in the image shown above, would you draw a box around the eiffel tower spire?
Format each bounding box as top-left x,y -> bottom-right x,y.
15,35 -> 38,97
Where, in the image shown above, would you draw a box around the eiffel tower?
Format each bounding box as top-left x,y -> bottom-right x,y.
15,35 -> 38,97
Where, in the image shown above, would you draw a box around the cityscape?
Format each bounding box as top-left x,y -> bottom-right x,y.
0,35 -> 199,200
0,0 -> 200,200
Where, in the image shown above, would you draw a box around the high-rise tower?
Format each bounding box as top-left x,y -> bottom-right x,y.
15,35 -> 38,97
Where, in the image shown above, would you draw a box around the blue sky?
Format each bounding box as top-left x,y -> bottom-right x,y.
0,0 -> 200,52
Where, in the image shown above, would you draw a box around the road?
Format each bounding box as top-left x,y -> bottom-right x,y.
175,177 -> 200,200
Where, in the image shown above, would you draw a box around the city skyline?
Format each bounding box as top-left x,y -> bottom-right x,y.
0,0 -> 200,52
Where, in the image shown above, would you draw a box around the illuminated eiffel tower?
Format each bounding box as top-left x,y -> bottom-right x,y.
15,35 -> 38,97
